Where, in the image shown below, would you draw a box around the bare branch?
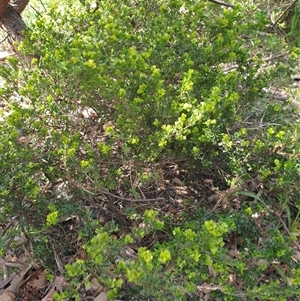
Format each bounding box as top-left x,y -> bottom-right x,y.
208,0 -> 235,8
98,188 -> 165,202
222,52 -> 290,73
270,0 -> 298,30
10,0 -> 30,14
0,4 -> 26,42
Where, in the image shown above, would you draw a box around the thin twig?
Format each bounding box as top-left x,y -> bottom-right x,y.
0,257 -> 8,280
204,196 -> 222,217
222,52 -> 289,73
70,176 -> 164,202
0,33 -> 9,44
208,0 -> 235,8
98,188 -> 165,202
270,0 -> 298,30
263,52 -> 290,63
38,0 -> 47,12
277,212 -> 300,252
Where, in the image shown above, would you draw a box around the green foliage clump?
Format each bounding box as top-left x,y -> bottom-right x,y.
1,0 -> 300,300
60,210 -> 230,300
59,208 -> 300,301
18,0 -> 290,164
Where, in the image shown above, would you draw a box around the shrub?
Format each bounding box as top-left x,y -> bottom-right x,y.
1,0 -> 300,300
18,0 -> 295,165
60,208 -> 300,301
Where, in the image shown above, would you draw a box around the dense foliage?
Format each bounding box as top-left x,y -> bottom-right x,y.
1,0 -> 300,300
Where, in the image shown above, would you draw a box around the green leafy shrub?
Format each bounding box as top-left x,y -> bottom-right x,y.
1,0 -> 296,196
1,0 -> 300,300
59,208 -> 300,301
18,0 -> 293,164
60,210 -> 230,300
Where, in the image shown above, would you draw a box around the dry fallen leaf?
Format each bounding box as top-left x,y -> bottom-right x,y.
291,250 -> 300,263
286,277 -> 293,286
173,177 -> 184,186
0,273 -> 16,290
207,194 -> 220,203
228,274 -> 236,284
207,265 -> 217,277
5,264 -> 31,295
0,291 -> 15,301
166,205 -> 177,213
94,291 -> 107,301
53,276 -> 68,293
204,179 -> 213,185
197,282 -> 220,294
88,277 -> 103,294
19,268 -> 47,300
41,275 -> 68,301
0,52 -> 14,61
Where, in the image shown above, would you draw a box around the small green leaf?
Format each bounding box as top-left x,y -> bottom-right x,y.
158,249 -> 171,264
